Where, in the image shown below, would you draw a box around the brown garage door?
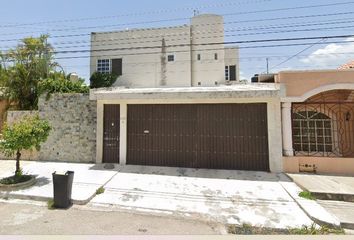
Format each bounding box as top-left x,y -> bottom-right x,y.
127,104 -> 269,171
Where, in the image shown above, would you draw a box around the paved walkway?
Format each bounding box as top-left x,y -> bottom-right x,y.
287,173 -> 354,201
0,160 -> 117,204
288,173 -> 354,229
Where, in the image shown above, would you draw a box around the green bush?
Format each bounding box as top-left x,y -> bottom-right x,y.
38,73 -> 89,99
0,174 -> 31,185
90,72 -> 118,89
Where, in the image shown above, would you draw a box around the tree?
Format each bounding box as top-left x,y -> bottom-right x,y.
0,35 -> 61,110
0,115 -> 51,175
89,72 -> 118,88
38,71 -> 89,100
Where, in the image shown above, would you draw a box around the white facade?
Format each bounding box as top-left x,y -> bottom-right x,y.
90,14 -> 239,88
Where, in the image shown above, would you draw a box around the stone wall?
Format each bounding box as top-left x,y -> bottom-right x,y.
38,93 -> 96,163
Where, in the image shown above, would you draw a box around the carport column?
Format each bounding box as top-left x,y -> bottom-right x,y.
119,104 -> 127,165
281,102 -> 294,156
96,101 -> 104,163
267,100 -> 283,173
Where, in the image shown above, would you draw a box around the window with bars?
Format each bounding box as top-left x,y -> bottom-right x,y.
97,59 -> 110,73
293,111 -> 333,154
225,65 -> 236,81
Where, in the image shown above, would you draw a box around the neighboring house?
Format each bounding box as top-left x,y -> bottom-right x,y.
90,14 -> 240,87
253,69 -> 354,175
338,60 -> 354,70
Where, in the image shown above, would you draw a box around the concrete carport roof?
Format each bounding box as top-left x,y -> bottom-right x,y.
89,83 -> 284,101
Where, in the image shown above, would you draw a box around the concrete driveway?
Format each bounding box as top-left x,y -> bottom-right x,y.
90,165 -> 314,229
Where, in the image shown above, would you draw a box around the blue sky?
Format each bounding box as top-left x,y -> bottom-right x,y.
1,0 -> 354,82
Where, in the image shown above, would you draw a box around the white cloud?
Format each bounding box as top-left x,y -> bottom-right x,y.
239,71 -> 247,80
300,38 -> 354,67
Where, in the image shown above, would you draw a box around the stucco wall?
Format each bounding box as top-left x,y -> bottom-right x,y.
38,94 -> 96,163
277,69 -> 354,98
283,156 -> 354,176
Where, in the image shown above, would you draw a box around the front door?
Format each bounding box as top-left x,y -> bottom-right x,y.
103,104 -> 120,163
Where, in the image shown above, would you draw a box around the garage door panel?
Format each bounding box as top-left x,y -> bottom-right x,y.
127,104 -> 269,171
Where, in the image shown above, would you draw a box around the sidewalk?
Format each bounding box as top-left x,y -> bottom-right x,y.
1,160 -> 341,230
287,173 -> 354,229
287,173 -> 354,202
0,160 -> 117,204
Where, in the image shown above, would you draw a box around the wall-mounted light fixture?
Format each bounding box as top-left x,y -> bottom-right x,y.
346,112 -> 351,121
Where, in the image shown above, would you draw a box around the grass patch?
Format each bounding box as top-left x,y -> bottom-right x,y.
47,199 -> 55,210
289,223 -> 344,235
0,174 -> 32,185
228,224 -> 288,235
228,223 -> 344,235
299,190 -> 316,200
96,186 -> 105,195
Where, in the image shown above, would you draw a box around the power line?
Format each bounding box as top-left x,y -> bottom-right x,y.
3,10 -> 354,39
0,0 -> 270,28
2,19 -> 354,51
2,34 -> 354,55
41,39 -> 354,60
3,14 -> 354,43
0,1 -> 354,42
269,39 -> 328,70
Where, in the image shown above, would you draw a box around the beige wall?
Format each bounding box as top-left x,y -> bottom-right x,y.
277,69 -> 354,98
224,47 -> 240,82
283,156 -> 354,176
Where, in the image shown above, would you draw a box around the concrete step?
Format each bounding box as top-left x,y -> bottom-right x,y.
287,173 -> 354,202
318,200 -> 354,229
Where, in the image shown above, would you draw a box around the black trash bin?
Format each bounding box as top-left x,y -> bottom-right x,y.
52,171 -> 74,208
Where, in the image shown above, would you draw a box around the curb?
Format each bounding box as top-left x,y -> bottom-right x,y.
0,176 -> 36,190
280,181 -> 341,229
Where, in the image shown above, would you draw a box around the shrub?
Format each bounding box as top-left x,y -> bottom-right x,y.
38,73 -> 89,100
89,72 -> 118,89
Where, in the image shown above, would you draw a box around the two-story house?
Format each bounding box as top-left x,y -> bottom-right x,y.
89,14 -> 283,173
90,14 -> 239,87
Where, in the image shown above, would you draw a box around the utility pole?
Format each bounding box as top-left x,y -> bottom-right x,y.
266,57 -> 269,74
45,37 -> 49,77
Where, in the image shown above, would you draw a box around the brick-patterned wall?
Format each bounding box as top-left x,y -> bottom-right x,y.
38,93 -> 97,163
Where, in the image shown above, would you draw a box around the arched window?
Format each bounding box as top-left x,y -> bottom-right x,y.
293,111 -> 332,154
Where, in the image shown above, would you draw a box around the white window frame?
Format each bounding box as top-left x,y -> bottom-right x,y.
167,54 -> 175,62
97,59 -> 111,73
225,66 -> 229,80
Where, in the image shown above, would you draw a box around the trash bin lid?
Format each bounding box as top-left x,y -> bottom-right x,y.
53,171 -> 67,175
